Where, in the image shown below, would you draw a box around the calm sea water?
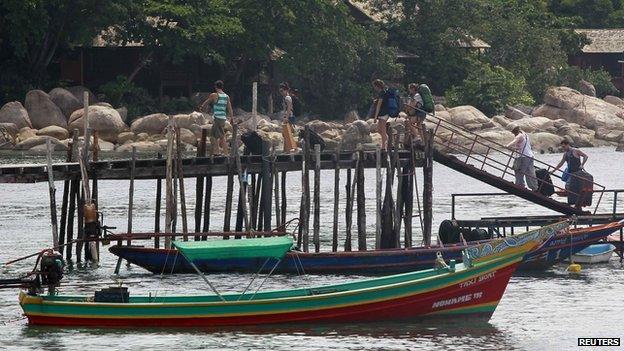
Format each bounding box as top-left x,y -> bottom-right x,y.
0,148 -> 623,350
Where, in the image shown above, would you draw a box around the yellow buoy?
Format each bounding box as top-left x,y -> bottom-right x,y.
567,262 -> 582,273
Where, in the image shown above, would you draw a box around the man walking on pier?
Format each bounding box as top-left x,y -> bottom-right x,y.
201,80 -> 233,155
507,126 -> 538,191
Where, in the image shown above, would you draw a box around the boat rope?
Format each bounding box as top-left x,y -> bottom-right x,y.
238,258 -> 271,300
248,258 -> 282,301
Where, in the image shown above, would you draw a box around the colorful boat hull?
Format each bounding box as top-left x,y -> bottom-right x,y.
109,222 -> 620,274
21,230 -> 546,327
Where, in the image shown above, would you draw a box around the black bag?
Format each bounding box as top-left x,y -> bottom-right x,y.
568,170 -> 593,207
298,128 -> 326,151
241,131 -> 264,155
535,168 -> 555,197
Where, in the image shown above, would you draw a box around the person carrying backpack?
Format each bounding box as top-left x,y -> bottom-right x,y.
372,79 -> 401,150
417,83 -> 435,115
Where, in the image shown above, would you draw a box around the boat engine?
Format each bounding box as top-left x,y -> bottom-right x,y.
39,250 -> 64,289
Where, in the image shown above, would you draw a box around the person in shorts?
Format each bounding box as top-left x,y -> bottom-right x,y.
200,80 -> 233,155
404,83 -> 426,141
372,79 -> 389,150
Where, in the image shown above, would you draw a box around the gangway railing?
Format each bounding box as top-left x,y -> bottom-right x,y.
420,110 -> 606,215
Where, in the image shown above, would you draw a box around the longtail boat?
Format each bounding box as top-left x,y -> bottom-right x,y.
19,223 -> 554,327
108,221 -> 621,274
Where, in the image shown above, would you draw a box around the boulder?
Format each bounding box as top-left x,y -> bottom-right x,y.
28,142 -> 68,152
257,119 -> 282,133
256,130 -> 284,149
578,80 -> 596,97
604,95 -> 624,108
173,113 -> 206,130
14,135 -> 64,150
513,104 -> 534,115
557,124 -> 595,147
342,120 -> 372,149
137,133 -> 149,141
492,115 -> 512,128
94,102 -> 113,108
617,139 -> 624,152
476,127 -> 515,148
447,106 -> 490,126
179,128 -> 197,146
131,113 -> 169,135
0,101 -> 32,129
117,131 -> 136,144
535,86 -> 624,131
505,106 -> 529,120
68,105 -> 128,142
595,128 -> 624,142
344,110 -> 359,124
17,127 -> 37,143
66,86 -> 98,105
0,125 -> 15,149
37,126 -> 69,140
306,120 -> 333,134
49,87 -> 81,118
116,141 -> 161,153
529,132 -> 564,154
506,117 -> 556,134
97,140 -> 115,152
116,107 -> 128,122
434,104 -> 446,112
0,123 -> 19,138
24,90 -> 67,129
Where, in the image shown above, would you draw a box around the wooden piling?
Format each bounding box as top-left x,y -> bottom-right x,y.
375,146 -> 382,249
58,136 -> 74,249
393,132 -> 402,248
313,144 -> 321,253
175,126 -> 189,240
403,143 -> 415,248
155,153 -> 162,248
356,144 -> 366,251
344,165 -> 352,252
272,150 -> 281,229
281,169 -> 287,226
194,129 -> 207,239
332,145 -> 341,252
422,129 -> 434,246
164,117 -> 175,249
76,188 -> 85,262
261,141 -> 272,231
380,133 -> 397,249
66,179 -> 78,260
127,146 -> 136,244
223,125 -> 237,236
45,139 -> 59,249
91,130 -> 99,258
300,127 -> 311,252
201,156 -> 213,239
234,128 -> 250,233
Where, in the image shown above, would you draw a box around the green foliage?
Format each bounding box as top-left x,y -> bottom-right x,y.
160,97 -> 195,115
548,0 -> 624,28
99,76 -> 156,121
445,62 -> 535,116
554,67 -> 620,97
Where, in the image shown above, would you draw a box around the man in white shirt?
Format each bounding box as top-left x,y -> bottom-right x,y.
506,126 -> 538,190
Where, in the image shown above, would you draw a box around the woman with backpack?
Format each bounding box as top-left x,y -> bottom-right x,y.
372,79 -> 394,151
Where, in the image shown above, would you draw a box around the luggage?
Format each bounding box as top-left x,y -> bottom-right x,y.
567,170 -> 593,207
241,131 -> 264,155
535,168 -> 555,197
298,128 -> 326,151
384,88 -> 402,117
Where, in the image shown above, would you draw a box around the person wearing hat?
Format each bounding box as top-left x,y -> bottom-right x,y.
506,126 -> 538,190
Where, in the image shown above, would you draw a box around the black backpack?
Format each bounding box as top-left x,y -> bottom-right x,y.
384,88 -> 401,118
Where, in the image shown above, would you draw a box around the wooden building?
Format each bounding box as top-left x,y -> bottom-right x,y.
570,29 -> 624,91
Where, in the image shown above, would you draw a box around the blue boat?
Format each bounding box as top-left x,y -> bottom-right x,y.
570,243 -> 616,264
109,222 -> 623,274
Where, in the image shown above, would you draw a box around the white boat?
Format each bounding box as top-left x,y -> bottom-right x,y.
571,243 -> 616,264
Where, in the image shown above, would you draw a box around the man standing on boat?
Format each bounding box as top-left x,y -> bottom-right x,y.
506,126 -> 538,191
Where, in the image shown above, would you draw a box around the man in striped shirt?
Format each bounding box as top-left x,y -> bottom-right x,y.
201,80 -> 233,155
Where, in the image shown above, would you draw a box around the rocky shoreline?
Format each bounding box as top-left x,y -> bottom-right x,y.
1,86 -> 623,155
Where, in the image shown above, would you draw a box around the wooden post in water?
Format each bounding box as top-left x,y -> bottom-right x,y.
380,134 -> 396,249
175,126 -> 189,240
202,155 -> 213,239
403,143 -> 415,248
375,146 -> 382,249
356,144 -> 366,251
300,127 -> 311,252
261,140 -> 272,231
155,153 -> 162,248
313,144 -> 321,253
82,92 -> 90,164
252,82 -> 258,130
45,139 -> 59,249
331,145 -> 341,252
272,150 -> 281,229
58,136 -> 74,249
422,129 -> 434,246
164,116 -> 175,249
65,131 -> 79,259
127,146 -> 136,244
393,132 -> 402,248
223,125 -> 237,236
344,160 -> 353,252
194,129 -> 207,239
234,132 -> 250,232
91,130 -> 99,258
76,188 -> 85,262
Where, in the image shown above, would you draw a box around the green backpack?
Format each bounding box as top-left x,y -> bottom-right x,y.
418,84 -> 435,113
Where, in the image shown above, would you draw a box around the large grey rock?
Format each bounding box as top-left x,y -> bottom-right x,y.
505,106 -> 529,120
17,127 -> 37,143
529,132 -> 564,154
492,115 -> 512,128
306,120 -> 333,134
595,128 -> 624,142
604,95 -> 624,108
0,123 -> 18,138
507,117 -> 557,134
447,106 -> 490,126
68,105 -> 128,142
130,113 -> 169,135
14,135 -> 64,150
578,80 -> 596,97
116,107 -> 128,122
116,141 -> 162,153
342,120 -> 371,149
37,126 -> 69,140
344,110 -> 359,123
49,87 -> 81,118
534,86 -> 624,131
66,86 -> 98,105
179,128 -> 197,146
0,124 -> 15,149
117,131 -> 136,144
257,119 -> 282,133
24,90 -> 67,129
0,102 -> 32,129
173,112 -> 206,130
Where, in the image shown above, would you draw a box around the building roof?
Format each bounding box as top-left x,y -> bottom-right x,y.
575,29 -> 624,53
344,0 -> 402,24
455,35 -> 491,49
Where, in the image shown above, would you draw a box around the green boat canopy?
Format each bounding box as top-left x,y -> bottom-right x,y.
172,236 -> 294,261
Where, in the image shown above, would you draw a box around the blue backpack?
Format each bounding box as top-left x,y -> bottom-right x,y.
384,88 -> 401,118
